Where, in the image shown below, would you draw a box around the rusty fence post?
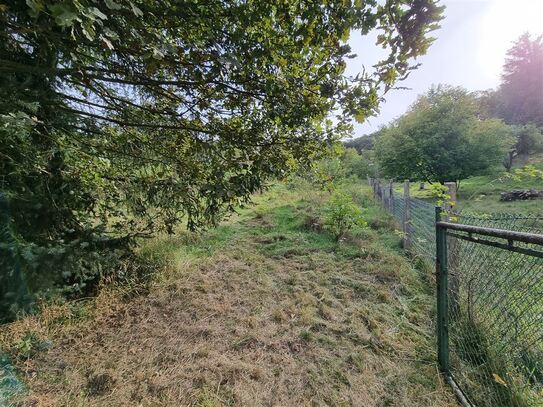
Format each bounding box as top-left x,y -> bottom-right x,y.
379,182 -> 387,209
444,182 -> 459,317
403,180 -> 412,250
388,180 -> 394,213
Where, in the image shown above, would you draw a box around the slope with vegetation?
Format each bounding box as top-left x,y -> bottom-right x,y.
0,178 -> 455,406
387,154 -> 543,215
347,32 -> 543,203
0,0 -> 444,321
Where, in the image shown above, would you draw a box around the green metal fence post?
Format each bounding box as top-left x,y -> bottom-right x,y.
435,206 -> 449,373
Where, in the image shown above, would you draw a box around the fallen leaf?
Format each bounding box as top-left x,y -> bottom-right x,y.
492,373 -> 508,387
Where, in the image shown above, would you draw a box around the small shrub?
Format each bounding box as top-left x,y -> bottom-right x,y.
13,332 -> 51,359
322,192 -> 367,241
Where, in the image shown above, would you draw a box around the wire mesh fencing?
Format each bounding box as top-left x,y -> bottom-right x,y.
391,190 -> 405,222
368,178 -> 436,263
409,196 -> 436,262
369,178 -> 543,407
441,219 -> 543,407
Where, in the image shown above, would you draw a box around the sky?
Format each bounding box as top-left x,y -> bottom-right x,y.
346,0 -> 543,137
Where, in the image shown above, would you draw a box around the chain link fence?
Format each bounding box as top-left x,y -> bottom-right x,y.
408,196 -> 437,261
445,213 -> 543,406
369,178 -> 543,407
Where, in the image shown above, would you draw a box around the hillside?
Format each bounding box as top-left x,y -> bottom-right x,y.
456,154 -> 543,214
0,182 -> 455,406
398,154 -> 543,214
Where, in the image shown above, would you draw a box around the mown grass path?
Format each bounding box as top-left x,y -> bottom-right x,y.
1,184 -> 455,406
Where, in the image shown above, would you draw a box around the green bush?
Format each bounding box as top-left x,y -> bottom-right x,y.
342,148 -> 379,179
322,192 -> 367,241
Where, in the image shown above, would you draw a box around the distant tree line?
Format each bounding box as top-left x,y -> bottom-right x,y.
480,33 -> 543,128
345,32 -> 543,184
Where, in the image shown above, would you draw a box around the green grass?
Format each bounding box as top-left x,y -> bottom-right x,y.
0,180 -> 455,406
392,153 -> 543,215
456,153 -> 543,214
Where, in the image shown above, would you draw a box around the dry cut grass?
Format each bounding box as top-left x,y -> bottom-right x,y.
0,183 -> 456,406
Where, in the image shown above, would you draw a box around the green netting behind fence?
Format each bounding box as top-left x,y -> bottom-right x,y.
370,179 -> 543,406
447,212 -> 543,406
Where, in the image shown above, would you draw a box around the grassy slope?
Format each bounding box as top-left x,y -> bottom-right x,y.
0,182 -> 454,406
400,154 -> 543,214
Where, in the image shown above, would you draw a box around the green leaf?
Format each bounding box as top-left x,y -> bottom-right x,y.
151,48 -> 164,60
129,2 -> 143,17
341,28 -> 350,42
102,36 -> 114,50
103,27 -> 120,41
25,0 -> 44,18
81,22 -> 96,41
88,6 -> 108,20
104,0 -> 122,10
48,4 -> 79,27
354,111 -> 366,124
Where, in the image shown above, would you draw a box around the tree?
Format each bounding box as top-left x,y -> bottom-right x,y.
374,85 -> 514,183
0,0 -> 443,302
502,124 -> 543,171
343,131 -> 379,153
474,89 -> 502,119
513,124 -> 543,156
341,147 -> 379,179
498,33 -> 543,127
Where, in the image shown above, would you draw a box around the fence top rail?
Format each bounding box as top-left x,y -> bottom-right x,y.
436,221 -> 543,246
